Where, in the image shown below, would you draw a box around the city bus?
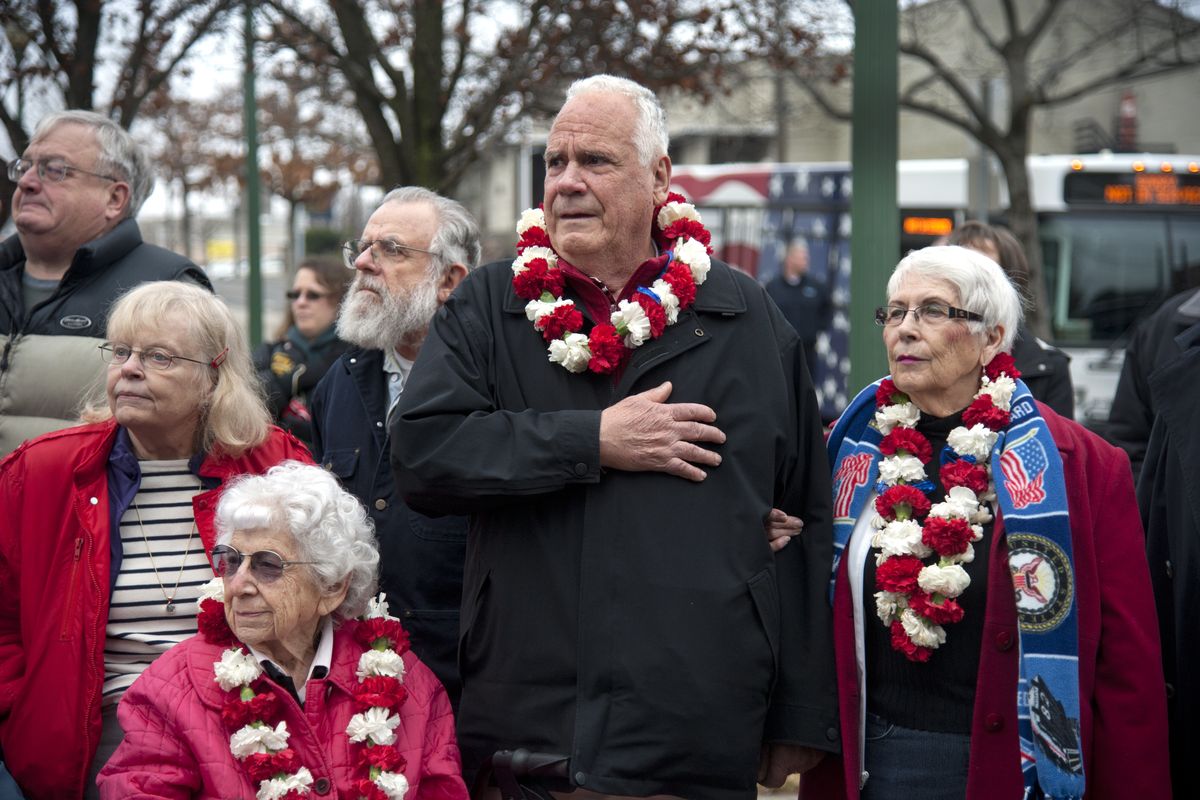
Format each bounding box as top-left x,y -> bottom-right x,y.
668,154 -> 1200,430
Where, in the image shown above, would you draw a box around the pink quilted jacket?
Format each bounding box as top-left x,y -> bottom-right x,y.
97,620 -> 468,799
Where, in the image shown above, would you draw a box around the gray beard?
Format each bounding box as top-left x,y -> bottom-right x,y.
336,274 -> 440,352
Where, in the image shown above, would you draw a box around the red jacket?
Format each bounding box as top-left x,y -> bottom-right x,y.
0,420 -> 312,799
804,405 -> 1170,799
98,621 -> 468,800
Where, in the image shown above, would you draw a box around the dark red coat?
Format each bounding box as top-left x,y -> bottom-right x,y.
0,420 -> 311,799
804,405 -> 1170,799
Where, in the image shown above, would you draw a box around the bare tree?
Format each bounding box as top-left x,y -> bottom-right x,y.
796,0 -> 1200,335
0,0 -> 239,227
260,0 -> 788,193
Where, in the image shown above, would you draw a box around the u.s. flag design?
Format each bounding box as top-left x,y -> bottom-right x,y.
834,452 -> 873,518
1000,430 -> 1048,509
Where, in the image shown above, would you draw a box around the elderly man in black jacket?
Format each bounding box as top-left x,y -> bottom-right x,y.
308,186 -> 479,707
0,110 -> 208,456
392,74 -> 837,800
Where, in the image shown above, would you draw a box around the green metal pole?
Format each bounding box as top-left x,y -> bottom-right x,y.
848,1 -> 898,390
243,0 -> 262,347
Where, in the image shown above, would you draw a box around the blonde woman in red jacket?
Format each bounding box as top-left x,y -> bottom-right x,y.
98,461 -> 467,800
0,282 -> 313,799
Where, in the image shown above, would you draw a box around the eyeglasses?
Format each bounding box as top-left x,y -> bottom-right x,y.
286,289 -> 329,302
99,342 -> 228,370
874,303 -> 984,327
342,238 -> 436,269
8,156 -> 119,184
211,544 -> 322,584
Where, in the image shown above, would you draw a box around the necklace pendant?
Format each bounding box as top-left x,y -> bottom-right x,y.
165,602 -> 176,614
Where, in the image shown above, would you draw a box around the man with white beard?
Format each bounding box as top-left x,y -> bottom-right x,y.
308,186 -> 480,707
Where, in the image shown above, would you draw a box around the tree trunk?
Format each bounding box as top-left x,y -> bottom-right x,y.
181,181 -> 194,262
997,147 -> 1051,341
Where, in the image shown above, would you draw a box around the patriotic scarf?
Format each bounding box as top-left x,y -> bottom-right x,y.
828,376 -> 1084,799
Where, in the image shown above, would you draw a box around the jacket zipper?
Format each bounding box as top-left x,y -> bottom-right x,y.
58,538 -> 84,639
0,332 -> 15,372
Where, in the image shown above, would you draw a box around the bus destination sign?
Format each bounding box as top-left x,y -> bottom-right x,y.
1064,171 -> 1200,207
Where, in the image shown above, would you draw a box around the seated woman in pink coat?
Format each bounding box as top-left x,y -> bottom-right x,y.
99,461 -> 468,800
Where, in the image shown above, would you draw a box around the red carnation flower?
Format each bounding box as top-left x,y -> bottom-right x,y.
361,744 -> 407,772
243,752 -> 278,782
875,555 -> 924,594
354,618 -> 410,653
875,485 -> 932,521
587,324 -> 626,374
921,516 -> 975,556
663,219 -> 712,250
662,262 -> 697,308
354,676 -> 408,711
517,226 -> 551,251
875,378 -> 908,408
909,592 -> 965,625
355,778 -> 389,800
984,352 -> 1020,381
940,460 -> 989,494
270,748 -> 300,776
512,259 -> 553,301
222,689 -> 281,730
963,399 -> 1011,431
280,791 -> 308,800
664,191 -> 688,205
633,292 -> 667,338
880,427 -> 933,463
538,305 -> 584,341
890,619 -> 932,662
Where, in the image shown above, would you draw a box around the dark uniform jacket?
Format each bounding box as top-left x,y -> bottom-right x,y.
254,327 -> 350,449
0,218 -> 209,455
308,346 -> 467,707
1010,325 -> 1074,419
391,258 -> 839,800
1138,319 -> 1200,799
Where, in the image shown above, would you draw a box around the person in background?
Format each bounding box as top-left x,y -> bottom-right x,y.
254,256 -> 352,449
807,245 -> 1167,799
765,237 -> 832,381
308,186 -> 478,708
0,109 -> 209,457
98,461 -> 468,800
0,281 -> 311,799
948,221 -> 1074,418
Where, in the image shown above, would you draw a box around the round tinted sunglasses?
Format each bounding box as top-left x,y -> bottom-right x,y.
211,544 -> 321,583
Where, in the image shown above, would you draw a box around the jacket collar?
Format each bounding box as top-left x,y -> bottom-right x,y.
60,218 -> 143,286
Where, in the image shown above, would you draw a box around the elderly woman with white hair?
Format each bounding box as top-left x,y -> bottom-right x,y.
98,461 -> 468,800
802,246 -> 1169,799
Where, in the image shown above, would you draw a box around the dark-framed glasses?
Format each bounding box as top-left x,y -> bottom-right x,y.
99,342 -> 228,370
286,289 -> 329,302
874,303 -> 984,327
8,156 -> 119,184
211,544 -> 322,584
342,238 -> 436,269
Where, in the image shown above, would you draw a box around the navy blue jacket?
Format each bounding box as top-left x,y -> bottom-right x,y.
309,346 -> 467,707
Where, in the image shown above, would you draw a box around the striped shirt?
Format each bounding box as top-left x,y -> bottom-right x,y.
102,459 -> 211,708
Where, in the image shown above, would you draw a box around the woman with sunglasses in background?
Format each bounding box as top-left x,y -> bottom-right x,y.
254,257 -> 352,449
99,461 -> 468,800
0,281 -> 311,799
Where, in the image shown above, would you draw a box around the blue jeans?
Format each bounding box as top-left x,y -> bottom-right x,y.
861,713 -> 971,800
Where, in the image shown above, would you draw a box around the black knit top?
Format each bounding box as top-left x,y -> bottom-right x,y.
862,410 -> 994,733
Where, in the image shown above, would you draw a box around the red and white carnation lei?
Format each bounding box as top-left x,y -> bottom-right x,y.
198,581 -> 413,800
512,193 -> 713,374
870,353 -> 1020,662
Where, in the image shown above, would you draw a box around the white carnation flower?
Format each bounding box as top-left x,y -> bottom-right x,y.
918,563 -> 971,598
548,332 -> 592,373
979,375 -> 1016,408
875,590 -> 902,624
357,648 -> 406,680
947,423 -> 998,460
611,299 -> 652,347
871,519 -> 931,559
674,237 -> 711,284
346,706 -> 402,746
198,577 -> 224,604
656,200 -> 700,229
511,246 -> 557,276
230,721 -> 290,758
900,608 -> 946,648
929,485 -> 983,520
650,278 -> 680,324
516,207 -> 546,236
877,454 -> 927,484
874,402 -> 920,434
256,767 -> 313,800
944,542 -> 976,565
366,593 -> 391,619
214,648 -> 262,691
525,297 -> 574,325
376,771 -> 411,800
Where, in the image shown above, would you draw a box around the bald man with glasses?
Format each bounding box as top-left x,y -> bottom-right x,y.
0,109 -> 209,456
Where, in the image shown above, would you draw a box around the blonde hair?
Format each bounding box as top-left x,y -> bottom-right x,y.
83,281 -> 271,456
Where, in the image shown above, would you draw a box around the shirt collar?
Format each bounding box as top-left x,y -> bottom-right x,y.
247,616 -> 334,705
